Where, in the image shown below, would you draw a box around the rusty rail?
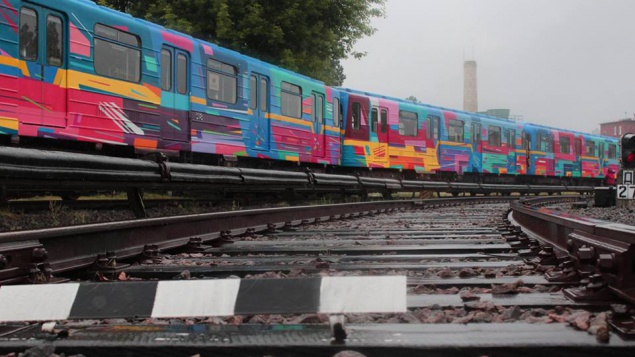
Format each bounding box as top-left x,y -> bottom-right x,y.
511,196 -> 635,305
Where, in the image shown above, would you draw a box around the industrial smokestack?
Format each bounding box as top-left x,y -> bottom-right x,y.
463,61 -> 478,112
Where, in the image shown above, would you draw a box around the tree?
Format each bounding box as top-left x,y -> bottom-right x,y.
405,96 -> 420,104
96,0 -> 386,85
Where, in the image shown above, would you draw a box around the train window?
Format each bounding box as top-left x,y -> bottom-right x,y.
522,132 -> 530,150
19,8 -> 38,61
206,58 -> 236,103
249,75 -> 257,110
540,134 -> 554,152
94,24 -> 141,82
95,24 -> 139,46
333,98 -> 340,127
428,115 -> 440,140
608,144 -> 617,159
161,49 -> 172,91
177,54 -> 188,94
537,133 -> 552,152
371,108 -> 378,132
311,94 -> 316,121
351,102 -> 361,130
599,143 -> 605,158
259,78 -> 268,112
560,137 -> 570,154
488,126 -> 501,146
575,139 -> 582,156
449,120 -> 464,142
311,94 -> 324,124
506,129 -> 516,148
380,109 -> 388,133
399,111 -> 418,136
547,135 -> 554,152
46,15 -> 63,67
281,82 -> 302,118
472,123 -> 481,143
537,133 -> 544,150
585,140 -> 596,156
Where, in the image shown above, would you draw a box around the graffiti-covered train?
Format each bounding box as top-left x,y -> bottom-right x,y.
0,0 -> 620,185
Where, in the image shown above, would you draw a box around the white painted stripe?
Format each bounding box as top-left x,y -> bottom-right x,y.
108,102 -> 145,135
104,102 -> 132,134
71,12 -> 93,38
99,103 -> 130,134
98,102 -> 145,136
151,280 -> 241,318
319,276 -> 407,314
0,283 -> 80,322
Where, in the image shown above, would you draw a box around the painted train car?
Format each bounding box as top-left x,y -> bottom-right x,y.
338,89 -> 620,184
0,0 -> 341,166
0,0 -> 620,185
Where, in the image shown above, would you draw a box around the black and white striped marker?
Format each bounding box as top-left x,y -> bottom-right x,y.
0,276 -> 406,321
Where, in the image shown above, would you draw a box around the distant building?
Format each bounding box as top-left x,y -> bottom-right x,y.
463,61 -> 478,112
600,118 -> 635,138
477,109 -> 510,119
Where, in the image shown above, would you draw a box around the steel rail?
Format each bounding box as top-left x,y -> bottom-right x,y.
2,323 -> 633,356
0,197 -> 513,285
511,196 -> 635,305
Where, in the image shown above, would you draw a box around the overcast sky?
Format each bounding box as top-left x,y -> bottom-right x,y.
341,0 -> 635,134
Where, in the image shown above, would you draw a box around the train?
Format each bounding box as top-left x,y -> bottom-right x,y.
0,0 -> 621,186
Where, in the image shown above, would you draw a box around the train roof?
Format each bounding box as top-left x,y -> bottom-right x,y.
523,122 -> 617,141
337,87 -> 518,123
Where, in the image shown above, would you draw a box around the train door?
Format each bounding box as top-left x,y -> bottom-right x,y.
333,95 -> 343,150
370,106 -> 389,164
523,132 -> 532,174
379,107 -> 389,163
598,142 -> 605,176
311,92 -> 325,157
18,4 -> 67,127
574,137 -> 582,176
249,73 -> 270,151
160,47 -> 190,142
546,134 -> 555,174
428,114 -> 440,149
426,114 -> 441,172
599,142 -> 605,164
506,129 -> 516,174
470,122 -> 482,171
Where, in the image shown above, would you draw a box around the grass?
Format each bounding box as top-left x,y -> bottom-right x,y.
12,191 -> 186,202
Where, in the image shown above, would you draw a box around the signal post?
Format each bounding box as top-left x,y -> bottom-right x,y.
616,133 -> 635,209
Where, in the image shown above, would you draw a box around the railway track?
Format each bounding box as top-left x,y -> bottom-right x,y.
0,196 -> 634,356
